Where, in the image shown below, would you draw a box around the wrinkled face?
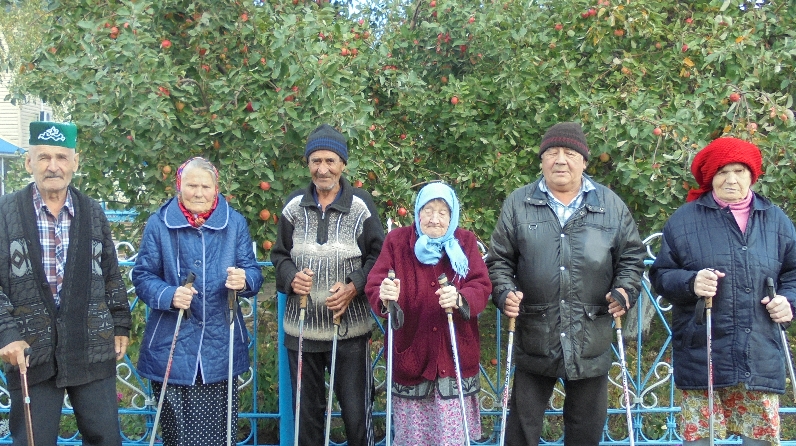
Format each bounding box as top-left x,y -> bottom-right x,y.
712,162 -> 752,203
309,149 -> 345,193
179,167 -> 217,214
419,199 -> 451,239
540,147 -> 586,194
25,145 -> 80,197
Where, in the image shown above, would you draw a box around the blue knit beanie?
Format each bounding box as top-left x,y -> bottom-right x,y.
304,124 -> 348,164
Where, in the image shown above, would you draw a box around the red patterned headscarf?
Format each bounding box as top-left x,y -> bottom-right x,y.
687,137 -> 763,202
176,157 -> 220,227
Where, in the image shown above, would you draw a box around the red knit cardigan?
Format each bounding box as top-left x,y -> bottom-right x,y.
365,225 -> 492,385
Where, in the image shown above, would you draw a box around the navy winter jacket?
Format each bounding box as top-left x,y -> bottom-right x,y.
650,192 -> 796,393
133,195 -> 263,386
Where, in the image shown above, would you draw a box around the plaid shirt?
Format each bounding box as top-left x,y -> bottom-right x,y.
32,185 -> 74,307
539,176 -> 596,227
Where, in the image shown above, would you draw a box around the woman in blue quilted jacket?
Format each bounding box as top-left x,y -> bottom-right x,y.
133,157 -> 263,445
650,138 -> 796,446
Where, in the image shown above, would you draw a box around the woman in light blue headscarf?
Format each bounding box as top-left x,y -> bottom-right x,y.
365,182 -> 492,446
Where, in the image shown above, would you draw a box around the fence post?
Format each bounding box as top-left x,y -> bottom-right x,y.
277,291 -> 294,445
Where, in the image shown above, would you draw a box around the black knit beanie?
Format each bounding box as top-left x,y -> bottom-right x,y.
305,124 -> 349,164
539,122 -> 590,161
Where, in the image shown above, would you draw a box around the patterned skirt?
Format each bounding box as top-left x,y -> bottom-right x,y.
151,373 -> 239,446
390,376 -> 482,446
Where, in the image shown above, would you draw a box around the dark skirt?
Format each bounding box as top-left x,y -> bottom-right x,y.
151,372 -> 240,446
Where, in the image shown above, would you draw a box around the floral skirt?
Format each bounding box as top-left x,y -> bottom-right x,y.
680,384 -> 779,444
391,390 -> 481,446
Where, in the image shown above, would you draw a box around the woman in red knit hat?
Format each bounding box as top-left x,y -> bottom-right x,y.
651,137 -> 796,446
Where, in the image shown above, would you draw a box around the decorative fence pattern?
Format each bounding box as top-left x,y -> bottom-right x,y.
0,233 -> 794,445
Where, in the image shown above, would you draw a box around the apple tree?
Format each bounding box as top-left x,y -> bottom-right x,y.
6,0 -> 796,251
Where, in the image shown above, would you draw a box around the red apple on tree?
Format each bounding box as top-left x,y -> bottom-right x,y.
161,39 -> 172,49
259,181 -> 271,191
554,23 -> 563,31
729,92 -> 741,102
397,207 -> 407,217
354,180 -> 363,188
653,127 -> 662,136
451,96 -> 459,105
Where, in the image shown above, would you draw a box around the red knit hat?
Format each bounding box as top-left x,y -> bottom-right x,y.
687,137 -> 762,202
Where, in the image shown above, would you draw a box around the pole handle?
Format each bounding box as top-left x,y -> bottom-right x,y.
766,277 -> 777,300
507,317 -> 516,333
614,314 -> 623,330
386,269 -> 397,313
438,273 -> 454,315
299,293 -> 308,309
704,295 -> 713,310
182,272 -> 196,320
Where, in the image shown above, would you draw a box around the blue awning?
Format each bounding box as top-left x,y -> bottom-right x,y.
0,137 -> 23,156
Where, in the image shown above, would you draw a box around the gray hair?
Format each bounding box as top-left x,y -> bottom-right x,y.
180,157 -> 219,187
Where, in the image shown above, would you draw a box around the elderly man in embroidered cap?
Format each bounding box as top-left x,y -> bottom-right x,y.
271,124 -> 384,446
0,121 -> 131,445
487,121 -> 645,445
651,137 -> 796,446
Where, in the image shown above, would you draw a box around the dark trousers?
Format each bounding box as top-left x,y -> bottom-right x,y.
9,374 -> 122,446
288,337 -> 374,446
505,370 -> 608,446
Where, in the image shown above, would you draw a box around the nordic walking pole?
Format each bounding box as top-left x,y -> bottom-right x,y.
20,347 -> 34,446
150,271 -> 196,446
385,269 -> 403,446
438,273 -> 470,446
227,288 -> 237,446
705,292 -> 715,446
498,317 -> 515,446
610,289 -> 635,446
766,277 -> 796,399
293,287 -> 309,446
324,314 -> 341,446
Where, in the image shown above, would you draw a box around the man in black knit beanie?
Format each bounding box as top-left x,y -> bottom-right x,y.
271,124 -> 384,446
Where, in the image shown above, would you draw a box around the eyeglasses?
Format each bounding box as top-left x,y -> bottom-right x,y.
542,148 -> 582,160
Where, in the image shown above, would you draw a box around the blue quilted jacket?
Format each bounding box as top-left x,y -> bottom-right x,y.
650,192 -> 796,393
133,195 -> 263,385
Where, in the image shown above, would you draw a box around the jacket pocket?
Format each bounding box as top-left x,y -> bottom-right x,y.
394,342 -> 428,379
579,304 -> 612,359
517,303 -> 551,357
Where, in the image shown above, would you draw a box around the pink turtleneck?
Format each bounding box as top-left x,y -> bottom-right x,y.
712,190 -> 753,233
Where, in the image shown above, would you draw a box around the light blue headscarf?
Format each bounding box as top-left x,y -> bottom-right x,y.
413,183 -> 469,279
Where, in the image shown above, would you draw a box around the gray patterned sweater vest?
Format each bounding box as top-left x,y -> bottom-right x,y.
274,178 -> 384,352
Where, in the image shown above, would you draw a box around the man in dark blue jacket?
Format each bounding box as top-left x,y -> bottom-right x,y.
488,122 -> 645,445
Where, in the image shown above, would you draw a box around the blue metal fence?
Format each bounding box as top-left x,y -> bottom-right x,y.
0,234 -> 794,445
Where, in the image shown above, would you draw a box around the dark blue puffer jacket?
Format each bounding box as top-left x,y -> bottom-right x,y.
650,192 -> 796,393
133,195 -> 263,385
